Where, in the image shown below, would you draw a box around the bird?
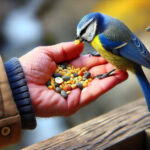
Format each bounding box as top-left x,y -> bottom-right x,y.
76,12 -> 150,111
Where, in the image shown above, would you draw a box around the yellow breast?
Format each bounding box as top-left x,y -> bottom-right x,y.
91,35 -> 134,71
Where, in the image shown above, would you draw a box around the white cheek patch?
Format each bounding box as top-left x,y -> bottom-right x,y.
77,18 -> 94,37
82,21 -> 97,42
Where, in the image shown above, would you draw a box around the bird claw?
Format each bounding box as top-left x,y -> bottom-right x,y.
88,51 -> 101,57
96,74 -> 107,79
95,69 -> 116,79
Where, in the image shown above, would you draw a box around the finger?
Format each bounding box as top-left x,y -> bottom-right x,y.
29,84 -> 81,117
66,88 -> 81,114
79,70 -> 128,107
70,55 -> 107,69
41,42 -> 84,63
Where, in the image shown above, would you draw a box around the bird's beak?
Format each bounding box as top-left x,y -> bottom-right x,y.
74,37 -> 84,45
76,37 -> 84,42
76,36 -> 80,40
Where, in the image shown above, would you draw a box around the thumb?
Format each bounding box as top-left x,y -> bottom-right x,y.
42,41 -> 84,63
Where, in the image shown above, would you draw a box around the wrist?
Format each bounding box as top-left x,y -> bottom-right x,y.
4,57 -> 36,129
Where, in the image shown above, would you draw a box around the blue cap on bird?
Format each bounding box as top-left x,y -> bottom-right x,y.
76,13 -> 101,42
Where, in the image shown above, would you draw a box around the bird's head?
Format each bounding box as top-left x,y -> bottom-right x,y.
76,13 -> 102,43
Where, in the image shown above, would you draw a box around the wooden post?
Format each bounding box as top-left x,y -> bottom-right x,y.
145,129 -> 150,150
23,98 -> 150,150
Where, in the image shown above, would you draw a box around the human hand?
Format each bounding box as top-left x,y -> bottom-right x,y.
19,42 -> 128,117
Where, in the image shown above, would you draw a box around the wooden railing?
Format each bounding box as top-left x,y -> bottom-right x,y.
23,98 -> 150,150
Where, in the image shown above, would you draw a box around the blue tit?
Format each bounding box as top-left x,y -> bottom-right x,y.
76,12 -> 150,111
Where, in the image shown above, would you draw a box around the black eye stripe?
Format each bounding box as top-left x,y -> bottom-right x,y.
80,25 -> 89,36
80,19 -> 95,37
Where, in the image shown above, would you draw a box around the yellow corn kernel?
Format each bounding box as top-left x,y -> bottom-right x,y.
51,77 -> 54,82
70,70 -> 74,73
83,82 -> 88,87
71,84 -> 76,89
70,77 -> 73,81
55,68 -> 59,73
78,76 -> 82,80
88,78 -> 92,82
76,68 -> 80,72
85,80 -> 89,83
58,66 -> 63,70
51,77 -> 55,81
81,67 -> 87,71
63,81 -> 67,84
67,80 -> 72,84
67,91 -> 71,95
48,85 -> 53,89
75,78 -> 81,82
62,72 -> 66,75
51,84 -> 55,89
74,39 -> 81,45
71,80 -> 76,84
51,82 -> 54,87
70,81 -> 74,84
67,72 -> 72,76
71,65 -> 74,69
51,79 -> 55,85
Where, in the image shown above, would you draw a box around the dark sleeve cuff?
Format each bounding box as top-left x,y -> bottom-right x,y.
4,57 -> 37,129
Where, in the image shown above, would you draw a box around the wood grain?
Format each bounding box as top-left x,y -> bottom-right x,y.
23,98 -> 150,150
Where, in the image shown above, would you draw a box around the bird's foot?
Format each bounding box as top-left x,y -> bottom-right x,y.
89,51 -> 101,57
95,69 -> 116,79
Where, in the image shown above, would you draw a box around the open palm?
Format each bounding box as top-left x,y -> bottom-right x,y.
19,42 -> 128,117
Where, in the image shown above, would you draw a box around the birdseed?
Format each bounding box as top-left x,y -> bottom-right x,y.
46,63 -> 93,98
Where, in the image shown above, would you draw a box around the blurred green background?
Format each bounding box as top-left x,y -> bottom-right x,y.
1,0 -> 150,149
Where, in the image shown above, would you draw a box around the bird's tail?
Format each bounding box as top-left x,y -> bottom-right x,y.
134,64 -> 150,111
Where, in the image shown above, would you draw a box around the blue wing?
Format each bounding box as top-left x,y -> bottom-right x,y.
119,34 -> 150,69
99,33 -> 125,50
100,33 -> 150,69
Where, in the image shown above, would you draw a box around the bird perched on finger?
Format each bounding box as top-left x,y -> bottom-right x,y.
76,12 -> 150,111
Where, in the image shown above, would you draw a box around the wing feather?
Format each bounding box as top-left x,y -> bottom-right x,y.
119,34 -> 150,69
